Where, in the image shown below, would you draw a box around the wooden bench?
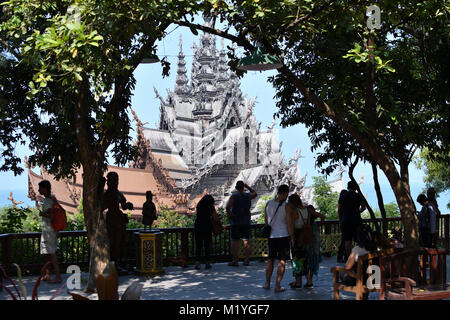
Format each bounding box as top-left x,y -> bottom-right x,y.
379,248 -> 450,300
331,248 -> 399,300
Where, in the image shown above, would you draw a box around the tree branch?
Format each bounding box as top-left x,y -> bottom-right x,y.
407,145 -> 418,164
172,19 -> 254,52
283,0 -> 334,33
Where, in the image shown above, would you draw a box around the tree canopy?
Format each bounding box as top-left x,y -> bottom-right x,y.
0,0 -> 204,291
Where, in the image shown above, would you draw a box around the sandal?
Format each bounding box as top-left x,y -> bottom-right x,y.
228,261 -> 239,267
243,261 -> 250,266
274,286 -> 286,293
289,282 -> 302,289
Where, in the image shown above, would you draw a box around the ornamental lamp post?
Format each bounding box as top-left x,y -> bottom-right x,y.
140,53 -> 160,64
236,42 -> 283,71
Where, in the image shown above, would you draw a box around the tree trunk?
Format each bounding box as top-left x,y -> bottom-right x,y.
373,154 -> 419,248
74,86 -> 110,293
371,162 -> 388,236
349,157 -> 380,232
81,163 -> 110,293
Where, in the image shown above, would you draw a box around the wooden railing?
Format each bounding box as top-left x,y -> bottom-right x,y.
1,215 -> 449,275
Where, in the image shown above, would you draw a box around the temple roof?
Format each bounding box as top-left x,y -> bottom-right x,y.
27,163 -> 199,217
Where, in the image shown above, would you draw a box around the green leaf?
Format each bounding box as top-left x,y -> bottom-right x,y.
189,25 -> 198,35
74,72 -> 82,82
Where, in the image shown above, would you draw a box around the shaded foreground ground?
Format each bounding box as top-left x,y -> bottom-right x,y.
1,255 -> 449,300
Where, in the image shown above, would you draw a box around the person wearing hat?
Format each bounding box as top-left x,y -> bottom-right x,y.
142,191 -> 157,230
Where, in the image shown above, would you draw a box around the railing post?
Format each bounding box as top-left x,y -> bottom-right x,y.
325,221 -> 332,235
1,235 -> 11,271
445,215 -> 449,251
1,235 -> 11,291
180,228 -> 188,268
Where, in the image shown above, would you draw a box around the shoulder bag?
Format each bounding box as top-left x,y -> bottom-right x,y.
260,200 -> 284,238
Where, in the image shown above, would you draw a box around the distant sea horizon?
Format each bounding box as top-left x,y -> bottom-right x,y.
1,182 -> 448,214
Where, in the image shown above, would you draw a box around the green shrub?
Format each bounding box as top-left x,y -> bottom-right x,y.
253,195 -> 274,224
155,205 -> 195,228
374,202 -> 401,218
0,206 -> 29,233
22,207 -> 42,232
217,206 -> 229,225
66,212 -> 86,231
312,176 -> 340,220
125,211 -> 144,229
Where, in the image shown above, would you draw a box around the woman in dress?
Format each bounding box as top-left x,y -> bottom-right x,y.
305,204 -> 326,288
194,194 -> 219,269
287,194 -> 325,289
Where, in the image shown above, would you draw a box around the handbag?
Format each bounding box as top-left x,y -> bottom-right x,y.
260,200 -> 284,238
295,208 -> 313,245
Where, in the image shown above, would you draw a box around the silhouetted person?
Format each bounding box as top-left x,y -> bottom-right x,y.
416,194 -> 437,248
337,189 -> 348,263
194,194 -> 219,269
226,181 -> 257,266
427,187 -> 441,216
338,181 -> 366,260
142,191 -> 157,230
427,187 -> 441,245
101,172 -> 133,272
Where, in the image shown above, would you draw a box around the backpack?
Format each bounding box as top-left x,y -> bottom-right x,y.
50,196 -> 67,232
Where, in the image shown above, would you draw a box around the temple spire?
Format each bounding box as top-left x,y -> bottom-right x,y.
174,34 -> 189,97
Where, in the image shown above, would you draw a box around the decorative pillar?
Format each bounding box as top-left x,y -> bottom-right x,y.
135,230 -> 165,276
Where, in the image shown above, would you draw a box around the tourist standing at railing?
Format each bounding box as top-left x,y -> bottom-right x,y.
427,187 -> 441,246
37,180 -> 62,284
416,194 -> 437,248
263,184 -> 291,293
194,194 -> 219,270
286,194 -> 326,289
305,204 -> 326,288
101,172 -> 134,273
337,189 -> 347,263
338,181 -> 366,260
226,181 -> 257,267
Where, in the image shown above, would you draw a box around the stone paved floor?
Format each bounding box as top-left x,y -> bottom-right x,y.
1,255 -> 449,300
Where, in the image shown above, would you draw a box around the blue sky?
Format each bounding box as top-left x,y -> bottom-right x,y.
0,23 -> 448,212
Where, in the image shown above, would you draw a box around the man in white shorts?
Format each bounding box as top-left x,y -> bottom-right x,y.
263,184 -> 293,292
38,180 -> 62,283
